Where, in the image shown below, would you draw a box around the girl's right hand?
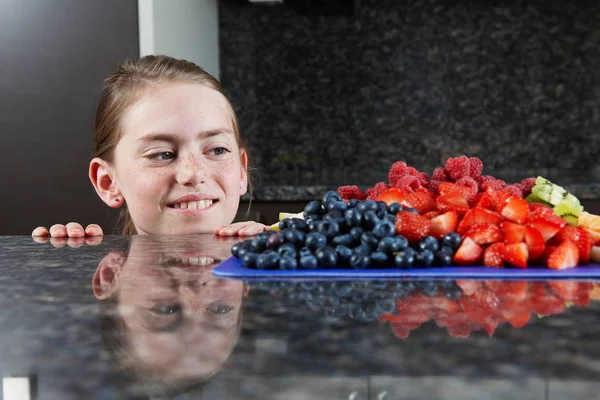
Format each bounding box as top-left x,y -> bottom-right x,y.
32,223 -> 103,238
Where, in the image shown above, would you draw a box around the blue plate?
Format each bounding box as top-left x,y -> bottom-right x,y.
212,257 -> 600,281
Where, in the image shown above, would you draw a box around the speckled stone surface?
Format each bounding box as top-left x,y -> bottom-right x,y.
2,235 -> 600,399
220,0 -> 600,196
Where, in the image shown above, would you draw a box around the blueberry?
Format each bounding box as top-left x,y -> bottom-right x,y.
349,227 -> 364,241
267,232 -> 284,249
355,243 -> 374,255
376,201 -> 388,212
283,229 -> 306,246
357,199 -> 377,212
332,234 -> 354,247
444,284 -> 462,300
350,251 -> 371,269
421,281 -> 439,297
231,242 -> 244,257
280,256 -> 298,270
278,243 -> 297,258
328,200 -> 348,213
394,250 -> 415,269
383,214 -> 396,223
323,190 -> 342,205
317,220 -> 339,239
434,251 -> 453,266
377,237 -> 396,254
324,210 -> 344,220
335,245 -> 352,267
370,251 -> 389,267
360,231 -> 378,248
279,218 -> 293,230
299,247 -> 313,259
242,252 -> 258,269
256,251 -> 281,270
416,249 -> 435,267
344,208 -> 363,227
405,207 -> 419,215
375,298 -> 397,314
363,210 -> 380,230
299,255 -> 318,269
305,232 -> 327,251
388,203 -> 403,214
442,232 -> 462,249
237,246 -> 250,259
335,282 -> 354,297
372,220 -> 396,238
290,218 -> 308,232
304,200 -> 324,216
418,236 -> 439,252
315,246 -> 337,268
439,245 -> 454,256
348,199 -> 359,208
306,218 -> 317,231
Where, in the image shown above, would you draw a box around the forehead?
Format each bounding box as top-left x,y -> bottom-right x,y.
121,82 -> 234,137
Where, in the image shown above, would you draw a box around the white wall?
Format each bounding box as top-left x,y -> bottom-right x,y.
138,0 -> 219,79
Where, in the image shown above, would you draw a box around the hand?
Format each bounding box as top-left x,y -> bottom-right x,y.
213,221 -> 268,237
32,223 -> 104,238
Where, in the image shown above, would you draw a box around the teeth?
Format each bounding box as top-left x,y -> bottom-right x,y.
189,257 -> 199,265
172,200 -> 213,210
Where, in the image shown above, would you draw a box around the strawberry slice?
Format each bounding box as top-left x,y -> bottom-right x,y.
500,221 -> 526,244
378,188 -> 407,206
476,188 -> 498,212
528,217 -> 565,242
429,211 -> 458,239
547,239 -> 579,270
503,242 -> 528,268
395,211 -> 431,243
500,196 -> 529,224
464,223 -> 503,245
436,193 -> 470,216
497,281 -> 528,302
548,281 -> 579,302
524,225 -> 546,261
423,211 -> 441,220
483,242 -> 505,267
404,189 -> 437,213
438,182 -> 476,201
555,226 -> 593,264
453,237 -> 483,264
500,306 -> 531,328
457,207 -> 503,235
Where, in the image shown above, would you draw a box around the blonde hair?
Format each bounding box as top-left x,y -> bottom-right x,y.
93,55 -> 248,235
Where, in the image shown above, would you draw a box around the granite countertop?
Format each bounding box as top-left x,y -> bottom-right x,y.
1,235 -> 600,399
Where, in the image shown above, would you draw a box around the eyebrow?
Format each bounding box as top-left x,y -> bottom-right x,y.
137,129 -> 234,144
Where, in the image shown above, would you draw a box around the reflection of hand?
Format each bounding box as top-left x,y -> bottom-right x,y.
32,235 -> 103,248
32,223 -> 103,238
214,221 -> 267,237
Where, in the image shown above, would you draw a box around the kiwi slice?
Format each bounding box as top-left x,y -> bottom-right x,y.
529,176 -> 583,226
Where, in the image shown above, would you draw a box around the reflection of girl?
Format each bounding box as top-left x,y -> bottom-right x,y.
92,235 -> 247,398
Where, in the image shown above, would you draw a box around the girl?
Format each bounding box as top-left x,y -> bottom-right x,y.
32,55 -> 267,238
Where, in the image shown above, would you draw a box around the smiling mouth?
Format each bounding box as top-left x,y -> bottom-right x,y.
168,200 -> 218,210
161,256 -> 219,266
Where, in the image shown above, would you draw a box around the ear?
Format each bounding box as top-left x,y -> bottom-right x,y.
92,251 -> 126,300
89,157 -> 123,208
239,150 -> 248,197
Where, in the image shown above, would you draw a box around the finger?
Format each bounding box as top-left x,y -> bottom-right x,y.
65,222 -> 85,238
32,226 -> 49,237
50,237 -> 69,248
238,224 -> 265,237
67,237 -> 86,248
49,224 -> 68,238
85,236 -> 103,246
85,224 -> 103,237
215,223 -> 247,237
32,236 -> 49,244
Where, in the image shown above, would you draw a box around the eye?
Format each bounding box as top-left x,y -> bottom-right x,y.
151,304 -> 182,315
148,151 -> 176,161
208,304 -> 234,315
208,147 -> 230,156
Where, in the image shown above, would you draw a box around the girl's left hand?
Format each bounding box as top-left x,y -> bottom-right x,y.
214,221 -> 268,237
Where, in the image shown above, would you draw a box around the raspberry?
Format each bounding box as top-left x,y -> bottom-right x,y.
520,177 -> 536,196
388,161 -> 408,186
455,176 -> 479,193
396,175 -> 422,193
337,185 -> 366,201
406,167 -> 420,176
427,179 -> 443,194
432,167 -> 450,182
475,175 -> 496,186
481,179 -> 507,191
418,172 -> 429,185
503,185 -> 524,198
445,155 -> 471,181
468,157 -> 483,178
366,182 -> 390,201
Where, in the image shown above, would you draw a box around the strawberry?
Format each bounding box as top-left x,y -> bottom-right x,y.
431,294 -> 460,314
528,217 -> 565,242
453,237 -> 483,264
366,182 -> 390,201
500,221 -> 526,244
464,223 -> 503,245
524,225 -> 545,261
404,189 -> 436,213
503,242 -> 528,268
497,281 -> 528,302
547,240 -> 579,270
436,192 -> 470,216
378,187 -> 407,206
529,205 -> 566,226
483,242 -> 505,267
500,196 -> 529,224
439,182 -> 476,202
456,280 -> 482,296
500,307 -> 531,328
423,211 -> 441,220
395,211 -> 431,243
457,207 -> 503,235
429,211 -> 458,239
540,244 -> 558,265
476,188 -> 498,212
555,226 -> 593,264
548,281 -> 579,302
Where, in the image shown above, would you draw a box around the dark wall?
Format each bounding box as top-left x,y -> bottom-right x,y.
0,0 -> 139,234
220,0 -> 600,189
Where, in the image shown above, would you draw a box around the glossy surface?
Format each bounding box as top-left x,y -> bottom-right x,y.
1,235 -> 600,399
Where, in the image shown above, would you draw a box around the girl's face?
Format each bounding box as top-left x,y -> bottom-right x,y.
112,82 -> 247,235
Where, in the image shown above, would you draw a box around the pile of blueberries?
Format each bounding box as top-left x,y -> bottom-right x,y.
231,190 -> 463,271
249,280 -> 464,321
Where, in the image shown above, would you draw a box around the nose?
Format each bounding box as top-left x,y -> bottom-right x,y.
179,280 -> 204,313
175,153 -> 206,186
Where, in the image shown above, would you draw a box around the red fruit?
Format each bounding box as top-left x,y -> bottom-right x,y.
456,280 -> 482,296
447,323 -> 472,338
378,188 -> 407,206
500,221 -> 526,244
468,157 -> 483,178
524,225 -> 546,261
529,205 -> 567,227
548,281 -> 579,302
404,189 -> 436,213
547,240 -> 579,270
388,161 -> 408,186
540,245 -> 557,265
418,172 -> 430,185
445,155 -> 471,180
475,175 -> 496,186
501,307 -> 531,328
432,167 -> 450,181
497,281 -> 528,302
555,226 -> 593,264
481,179 -> 507,191
457,207 -> 504,235
503,243 -> 529,268
476,188 -> 499,212
520,177 -> 536,196
395,175 -> 422,193
366,182 -> 390,201
429,211 -> 458,239
453,237 -> 483,264
455,176 -> 479,195
483,242 -> 505,267
391,322 -> 418,339
439,182 -> 477,202
427,179 -> 443,194
395,211 -> 431,243
503,185 -> 524,198
423,210 -> 441,219
436,193 -> 470,216
465,223 -> 503,245
500,196 -> 530,224
431,295 -> 460,314
337,185 -> 366,200
528,217 -> 566,242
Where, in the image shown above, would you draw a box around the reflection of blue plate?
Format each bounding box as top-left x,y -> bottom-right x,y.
212,256 -> 600,281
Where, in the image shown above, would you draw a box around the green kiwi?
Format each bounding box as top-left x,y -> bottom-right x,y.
529,176 -> 583,226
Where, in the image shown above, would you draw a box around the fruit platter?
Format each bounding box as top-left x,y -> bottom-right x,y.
214,156 -> 600,279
